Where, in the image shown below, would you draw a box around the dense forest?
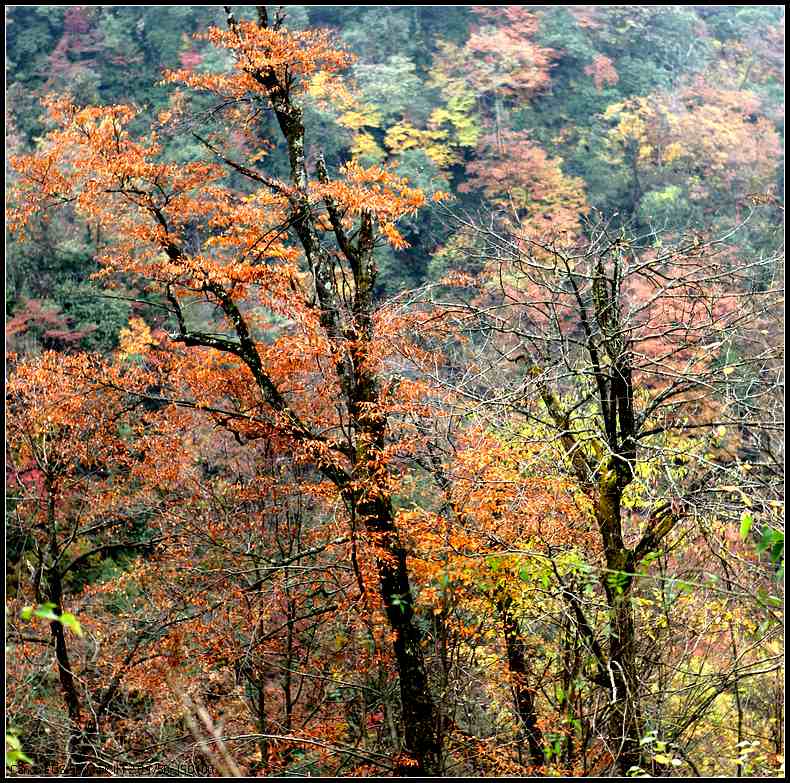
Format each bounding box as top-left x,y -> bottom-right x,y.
5,5 -> 784,778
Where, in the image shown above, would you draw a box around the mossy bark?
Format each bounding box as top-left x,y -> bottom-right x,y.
596,464 -> 644,775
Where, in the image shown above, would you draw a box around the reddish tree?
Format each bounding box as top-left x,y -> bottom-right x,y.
10,9 -> 443,773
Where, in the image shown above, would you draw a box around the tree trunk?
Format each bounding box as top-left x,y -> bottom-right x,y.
597,467 -> 643,775
604,588 -> 643,774
495,588 -> 544,765
45,479 -> 94,775
345,469 -> 441,774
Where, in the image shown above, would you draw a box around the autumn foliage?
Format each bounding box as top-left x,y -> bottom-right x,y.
5,6 -> 783,779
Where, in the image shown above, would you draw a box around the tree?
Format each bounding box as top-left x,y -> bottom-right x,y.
427,7 -> 557,162
460,128 -> 588,240
412,428 -> 584,770
5,350 -> 170,774
420,209 -> 782,774
601,78 -> 782,228
6,6 -> 784,777
10,7 -> 443,774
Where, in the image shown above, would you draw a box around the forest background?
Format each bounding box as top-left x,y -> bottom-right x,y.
5,5 -> 785,778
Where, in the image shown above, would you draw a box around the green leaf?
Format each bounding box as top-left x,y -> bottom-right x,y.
606,570 -> 629,593
20,603 -> 58,622
389,594 -> 407,614
6,749 -> 33,769
654,753 -> 673,765
739,511 -> 753,540
487,556 -> 503,573
639,550 -> 659,568
6,732 -> 32,770
33,606 -> 60,622
59,612 -> 83,637
677,580 -> 694,594
20,603 -> 83,634
757,527 -> 782,555
755,588 -> 783,608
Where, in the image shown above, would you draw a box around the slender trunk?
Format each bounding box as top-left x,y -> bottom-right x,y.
345,314 -> 441,774
255,680 -> 268,773
495,588 -> 544,765
48,571 -> 81,722
49,571 -> 84,750
284,602 -> 294,732
604,588 -> 642,775
561,614 -> 581,767
45,479 -> 90,775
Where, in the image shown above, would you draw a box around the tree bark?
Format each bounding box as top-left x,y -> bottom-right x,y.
45,478 -> 94,775
597,466 -> 643,775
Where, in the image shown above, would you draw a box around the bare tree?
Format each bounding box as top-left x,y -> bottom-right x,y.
414,207 -> 783,774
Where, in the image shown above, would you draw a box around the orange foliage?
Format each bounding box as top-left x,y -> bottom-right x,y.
461,129 -> 588,239
464,6 -> 557,99
584,54 -> 619,92
604,79 -> 781,207
163,21 -> 355,100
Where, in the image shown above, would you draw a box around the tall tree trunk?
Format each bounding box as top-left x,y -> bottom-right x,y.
49,573 -> 90,775
346,398 -> 441,774
597,468 -> 643,775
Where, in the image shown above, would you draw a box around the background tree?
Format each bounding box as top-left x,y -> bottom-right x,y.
5,351 -> 173,774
